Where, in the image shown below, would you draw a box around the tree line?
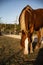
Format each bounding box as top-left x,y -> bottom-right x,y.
0,24 -> 20,35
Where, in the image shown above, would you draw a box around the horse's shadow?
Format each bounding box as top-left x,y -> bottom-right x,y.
33,48 -> 43,65
32,42 -> 37,51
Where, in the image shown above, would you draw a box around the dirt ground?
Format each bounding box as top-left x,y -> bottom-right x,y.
0,35 -> 43,65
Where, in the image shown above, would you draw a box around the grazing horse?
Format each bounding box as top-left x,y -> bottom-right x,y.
19,5 -> 43,55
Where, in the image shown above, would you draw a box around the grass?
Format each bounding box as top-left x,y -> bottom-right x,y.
0,35 -> 43,65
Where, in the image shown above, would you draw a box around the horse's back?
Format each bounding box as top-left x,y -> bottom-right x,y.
33,9 -> 43,31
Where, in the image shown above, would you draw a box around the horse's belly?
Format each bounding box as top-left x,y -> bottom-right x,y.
34,21 -> 43,31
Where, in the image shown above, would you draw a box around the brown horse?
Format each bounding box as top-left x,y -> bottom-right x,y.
19,5 -> 43,55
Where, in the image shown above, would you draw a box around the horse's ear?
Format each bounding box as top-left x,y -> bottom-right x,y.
26,5 -> 33,15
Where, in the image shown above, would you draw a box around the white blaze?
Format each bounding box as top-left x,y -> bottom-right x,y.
24,37 -> 29,55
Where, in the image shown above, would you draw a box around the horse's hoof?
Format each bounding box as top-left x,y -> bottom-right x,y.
30,50 -> 33,54
24,50 -> 28,55
34,46 -> 39,52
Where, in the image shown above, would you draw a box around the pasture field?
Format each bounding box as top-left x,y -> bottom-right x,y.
0,35 -> 43,65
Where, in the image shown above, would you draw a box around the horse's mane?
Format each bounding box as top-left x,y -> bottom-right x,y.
19,5 -> 33,18
19,5 -> 33,31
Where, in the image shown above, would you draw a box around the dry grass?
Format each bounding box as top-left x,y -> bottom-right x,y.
0,35 -> 43,65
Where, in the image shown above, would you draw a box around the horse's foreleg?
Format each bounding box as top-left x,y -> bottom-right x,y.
29,36 -> 33,54
30,42 -> 33,53
29,24 -> 34,53
35,30 -> 41,50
